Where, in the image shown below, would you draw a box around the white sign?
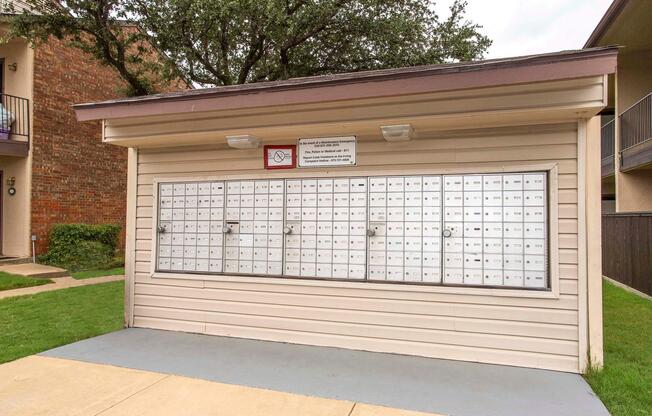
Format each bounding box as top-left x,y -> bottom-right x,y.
298,137 -> 356,167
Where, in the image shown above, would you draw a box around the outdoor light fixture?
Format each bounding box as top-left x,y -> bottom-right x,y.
7,62 -> 17,72
226,135 -> 261,149
7,176 -> 16,196
380,124 -> 414,142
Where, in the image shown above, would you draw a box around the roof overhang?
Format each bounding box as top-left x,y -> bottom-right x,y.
584,0 -> 629,48
74,47 -> 618,123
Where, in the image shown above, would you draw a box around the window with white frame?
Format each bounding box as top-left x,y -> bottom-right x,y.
155,172 -> 548,289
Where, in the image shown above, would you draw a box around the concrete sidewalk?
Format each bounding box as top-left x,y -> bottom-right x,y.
0,356 -> 433,416
0,275 -> 124,299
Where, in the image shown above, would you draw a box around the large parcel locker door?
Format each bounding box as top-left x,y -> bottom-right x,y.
284,178 -> 367,279
367,175 -> 442,283
442,172 -> 547,288
223,179 -> 285,275
156,181 -> 225,273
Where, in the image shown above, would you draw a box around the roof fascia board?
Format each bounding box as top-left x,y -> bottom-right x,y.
584,0 -> 629,48
75,48 -> 618,122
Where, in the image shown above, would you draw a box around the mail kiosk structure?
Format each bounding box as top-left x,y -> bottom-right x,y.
74,47 -> 616,373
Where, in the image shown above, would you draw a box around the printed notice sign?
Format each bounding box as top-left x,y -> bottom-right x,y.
298,137 -> 357,167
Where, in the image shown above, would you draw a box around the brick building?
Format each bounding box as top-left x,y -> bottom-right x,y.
0,13 -> 188,258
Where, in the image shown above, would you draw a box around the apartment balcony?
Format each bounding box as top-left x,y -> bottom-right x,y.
601,118 -> 615,177
620,92 -> 652,172
0,93 -> 30,157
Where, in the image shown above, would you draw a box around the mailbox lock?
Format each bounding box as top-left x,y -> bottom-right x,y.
283,226 -> 293,235
442,228 -> 452,238
366,229 -> 376,237
222,226 -> 232,234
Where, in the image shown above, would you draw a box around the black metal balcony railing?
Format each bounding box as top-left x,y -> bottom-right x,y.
600,118 -> 616,177
0,93 -> 30,140
620,92 -> 651,151
619,92 -> 652,171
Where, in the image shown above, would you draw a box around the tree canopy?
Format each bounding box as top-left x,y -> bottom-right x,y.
8,0 -> 491,95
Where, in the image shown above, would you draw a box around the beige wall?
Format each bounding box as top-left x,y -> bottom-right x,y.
615,170 -> 652,212
593,0 -> 652,212
0,31 -> 33,256
129,123 -> 583,373
616,50 -> 652,111
0,155 -> 30,256
0,34 -> 34,107
614,49 -> 652,212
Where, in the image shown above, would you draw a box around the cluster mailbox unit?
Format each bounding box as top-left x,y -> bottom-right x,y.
155,173 -> 548,288
75,47 -> 615,373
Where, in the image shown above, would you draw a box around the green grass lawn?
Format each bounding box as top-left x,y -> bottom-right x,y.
0,272 -> 51,292
71,267 -> 125,280
0,281 -> 124,364
0,273 -> 649,416
584,280 -> 652,416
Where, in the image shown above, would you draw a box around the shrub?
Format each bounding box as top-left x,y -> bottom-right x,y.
40,224 -> 122,272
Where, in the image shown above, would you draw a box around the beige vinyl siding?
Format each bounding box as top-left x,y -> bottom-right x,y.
131,122 -> 581,372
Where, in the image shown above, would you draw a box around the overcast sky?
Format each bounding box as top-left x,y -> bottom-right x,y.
435,0 -> 614,59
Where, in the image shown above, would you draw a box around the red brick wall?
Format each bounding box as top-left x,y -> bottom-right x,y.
30,37 -> 185,254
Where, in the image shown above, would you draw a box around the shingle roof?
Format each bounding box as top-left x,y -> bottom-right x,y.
75,47 -> 618,109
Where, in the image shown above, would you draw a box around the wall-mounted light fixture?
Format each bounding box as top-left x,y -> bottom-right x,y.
380,124 -> 414,142
226,134 -> 261,149
7,62 -> 17,72
7,176 -> 16,196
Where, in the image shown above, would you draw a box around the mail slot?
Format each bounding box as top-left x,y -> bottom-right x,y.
422,176 -> 441,191
463,175 -> 483,191
369,177 -> 386,191
300,263 -> 316,277
463,223 -> 483,237
160,184 -> 174,196
463,191 -> 483,206
444,268 -> 464,284
483,175 -> 502,191
503,174 -> 523,190
444,192 -> 463,206
464,269 -> 483,285
483,270 -> 503,286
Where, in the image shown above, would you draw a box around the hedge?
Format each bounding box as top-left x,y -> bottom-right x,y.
39,224 -> 122,272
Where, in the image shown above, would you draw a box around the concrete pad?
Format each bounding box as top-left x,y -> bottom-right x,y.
0,356 -> 165,416
0,263 -> 68,278
42,328 -> 609,416
98,374 -> 355,416
352,404 -> 441,416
